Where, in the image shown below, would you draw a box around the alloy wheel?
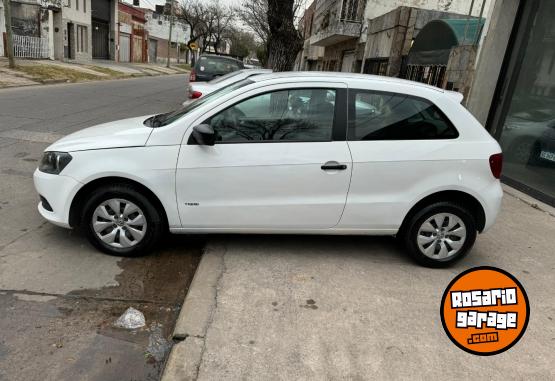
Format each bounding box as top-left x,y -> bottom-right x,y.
416,213 -> 466,259
92,198 -> 147,248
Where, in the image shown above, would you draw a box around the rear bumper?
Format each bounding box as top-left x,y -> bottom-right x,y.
481,182 -> 503,232
33,169 -> 82,229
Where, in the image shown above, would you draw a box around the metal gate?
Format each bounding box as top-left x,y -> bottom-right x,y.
12,34 -> 49,58
92,20 -> 109,59
148,39 -> 157,63
119,33 -> 130,62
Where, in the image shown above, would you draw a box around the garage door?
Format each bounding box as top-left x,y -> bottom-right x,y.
132,35 -> 143,62
119,34 -> 130,63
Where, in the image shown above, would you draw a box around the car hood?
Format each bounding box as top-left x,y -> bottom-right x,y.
46,116 -> 154,152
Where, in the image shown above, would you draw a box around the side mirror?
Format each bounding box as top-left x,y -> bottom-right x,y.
190,124 -> 216,146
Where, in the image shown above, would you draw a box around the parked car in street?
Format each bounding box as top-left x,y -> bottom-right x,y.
185,69 -> 271,102
189,54 -> 244,83
531,119 -> 555,165
500,108 -> 555,164
34,72 -> 503,267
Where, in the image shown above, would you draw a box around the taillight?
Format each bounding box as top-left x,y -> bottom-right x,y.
190,90 -> 202,99
489,153 -> 503,179
189,69 -> 196,82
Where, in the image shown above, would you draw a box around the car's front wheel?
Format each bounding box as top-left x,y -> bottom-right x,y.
401,202 -> 477,267
81,184 -> 164,256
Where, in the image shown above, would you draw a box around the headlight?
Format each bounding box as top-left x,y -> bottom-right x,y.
39,151 -> 72,174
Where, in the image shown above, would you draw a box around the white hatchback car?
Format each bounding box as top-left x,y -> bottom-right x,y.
34,73 -> 503,267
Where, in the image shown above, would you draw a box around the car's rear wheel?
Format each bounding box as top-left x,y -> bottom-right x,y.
401,202 -> 477,267
81,184 -> 163,256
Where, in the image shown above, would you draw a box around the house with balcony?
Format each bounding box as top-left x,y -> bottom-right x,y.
303,0 -> 492,74
309,0 -> 365,72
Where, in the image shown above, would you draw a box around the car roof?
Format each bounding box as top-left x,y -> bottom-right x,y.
198,54 -> 243,63
238,68 -> 272,75
250,71 -> 444,93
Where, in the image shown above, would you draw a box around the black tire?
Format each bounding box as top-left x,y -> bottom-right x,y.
80,184 -> 164,256
401,202 -> 477,268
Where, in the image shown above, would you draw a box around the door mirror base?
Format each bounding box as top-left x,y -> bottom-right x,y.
189,124 -> 216,146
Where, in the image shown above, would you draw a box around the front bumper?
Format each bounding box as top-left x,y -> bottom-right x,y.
33,169 -> 82,228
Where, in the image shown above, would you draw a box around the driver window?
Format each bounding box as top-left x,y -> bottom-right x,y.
204,88 -> 336,143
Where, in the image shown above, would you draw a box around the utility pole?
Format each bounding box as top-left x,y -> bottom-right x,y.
3,0 -> 15,68
166,0 -> 174,68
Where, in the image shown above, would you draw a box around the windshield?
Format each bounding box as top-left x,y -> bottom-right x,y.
145,79 -> 254,127
209,70 -> 244,84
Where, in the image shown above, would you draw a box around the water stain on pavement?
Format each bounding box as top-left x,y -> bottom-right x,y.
0,234 -> 203,381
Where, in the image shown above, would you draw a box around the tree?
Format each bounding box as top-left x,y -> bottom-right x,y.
236,0 -> 269,46
208,2 -> 235,54
178,0 -> 209,65
3,0 -> 15,68
266,0 -> 303,71
229,29 -> 257,59
178,0 -> 235,61
237,0 -> 304,71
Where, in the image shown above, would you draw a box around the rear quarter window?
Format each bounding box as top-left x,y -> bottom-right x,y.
347,89 -> 459,140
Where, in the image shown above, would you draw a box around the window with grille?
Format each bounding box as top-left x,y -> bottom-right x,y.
340,0 -> 359,21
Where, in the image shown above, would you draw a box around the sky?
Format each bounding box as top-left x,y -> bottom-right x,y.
126,0 -> 244,11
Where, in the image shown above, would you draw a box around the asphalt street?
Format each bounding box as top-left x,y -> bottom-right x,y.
0,75 -> 202,381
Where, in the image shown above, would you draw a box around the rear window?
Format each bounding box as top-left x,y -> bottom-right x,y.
347,90 -> 458,141
209,70 -> 243,84
196,56 -> 243,76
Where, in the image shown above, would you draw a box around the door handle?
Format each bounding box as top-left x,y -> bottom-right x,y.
321,161 -> 347,171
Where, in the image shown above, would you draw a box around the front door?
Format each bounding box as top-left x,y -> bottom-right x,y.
119,34 -> 130,62
176,86 -> 351,230
67,23 -> 75,59
92,20 -> 109,59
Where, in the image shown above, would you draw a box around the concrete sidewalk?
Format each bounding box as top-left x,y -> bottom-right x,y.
163,189 -> 555,380
0,58 -> 189,88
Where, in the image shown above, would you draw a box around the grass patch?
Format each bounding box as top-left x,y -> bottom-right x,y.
87,65 -> 127,78
174,63 -> 191,71
16,64 -> 102,82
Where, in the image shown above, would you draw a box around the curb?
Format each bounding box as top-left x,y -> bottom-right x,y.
503,184 -> 555,217
162,243 -> 225,380
163,337 -> 205,381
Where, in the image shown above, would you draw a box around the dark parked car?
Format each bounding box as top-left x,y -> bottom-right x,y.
190,55 -> 244,82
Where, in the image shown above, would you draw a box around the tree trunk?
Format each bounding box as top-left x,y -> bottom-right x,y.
266,0 -> 302,71
3,0 -> 16,68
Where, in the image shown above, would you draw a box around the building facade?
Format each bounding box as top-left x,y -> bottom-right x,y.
297,0 -> 324,70
1,0 -> 117,61
306,0 -> 490,73
118,2 -> 146,62
143,7 -> 189,63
